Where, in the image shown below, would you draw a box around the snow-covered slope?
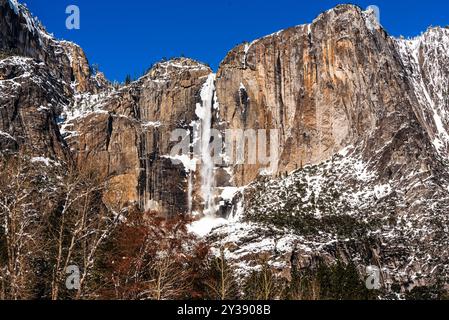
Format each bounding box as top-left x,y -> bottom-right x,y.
210,146 -> 449,292
207,8 -> 449,298
396,27 -> 449,156
0,0 -> 112,161
5,0 -> 51,40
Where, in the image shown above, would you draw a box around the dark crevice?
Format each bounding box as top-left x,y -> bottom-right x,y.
275,55 -> 285,131
105,114 -> 113,151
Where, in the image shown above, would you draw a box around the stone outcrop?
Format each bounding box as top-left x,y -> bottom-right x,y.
65,58 -> 212,215
396,27 -> 449,157
0,56 -> 71,161
216,5 -> 440,186
211,6 -> 449,292
0,0 -> 104,162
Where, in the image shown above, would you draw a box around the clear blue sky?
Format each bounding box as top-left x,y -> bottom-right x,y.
24,0 -> 449,82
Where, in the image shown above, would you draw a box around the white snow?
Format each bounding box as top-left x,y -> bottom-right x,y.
7,0 -> 19,15
188,216 -> 228,237
187,171 -> 193,214
373,184 -> 392,199
157,60 -> 209,71
432,105 -> 449,146
220,187 -> 241,201
244,43 -> 250,56
141,121 -> 161,128
31,157 -> 61,167
0,131 -> 15,141
60,89 -> 116,136
148,59 -> 210,82
162,154 -> 197,172
37,105 -> 50,112
243,43 -> 251,67
363,7 -> 381,32
396,28 -> 449,155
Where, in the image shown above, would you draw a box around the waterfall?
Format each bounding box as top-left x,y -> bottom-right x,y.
195,74 -> 216,216
189,73 -> 231,237
187,170 -> 193,214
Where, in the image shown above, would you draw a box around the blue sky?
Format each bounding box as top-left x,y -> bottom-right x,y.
25,0 -> 449,82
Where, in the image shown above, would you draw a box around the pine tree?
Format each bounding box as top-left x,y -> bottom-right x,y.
124,74 -> 132,85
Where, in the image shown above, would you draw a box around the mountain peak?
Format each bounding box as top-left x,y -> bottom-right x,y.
145,57 -> 212,81
6,0 -> 19,14
2,0 -> 51,39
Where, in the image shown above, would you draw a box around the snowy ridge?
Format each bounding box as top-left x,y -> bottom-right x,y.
0,57 -> 70,105
5,0 -> 53,41
209,144 -> 449,289
145,58 -> 211,83
396,27 -> 449,155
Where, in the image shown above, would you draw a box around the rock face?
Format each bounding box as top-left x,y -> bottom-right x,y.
0,0 -> 98,93
65,58 -> 212,215
216,5 -> 439,186
2,0 -> 449,296
396,27 -> 449,157
0,57 -> 71,161
212,6 -> 449,293
0,0 -> 103,162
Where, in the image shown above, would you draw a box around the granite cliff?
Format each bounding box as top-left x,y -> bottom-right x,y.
1,0 -> 449,297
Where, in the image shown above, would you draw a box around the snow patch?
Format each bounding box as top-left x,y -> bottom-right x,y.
395,28 -> 449,156
0,131 -> 15,141
162,154 -> 197,172
188,217 -> 228,237
7,0 -> 19,15
31,157 -> 61,167
142,121 -> 161,128
373,184 -> 392,199
220,187 -> 241,201
37,105 -> 50,112
363,7 -> 381,32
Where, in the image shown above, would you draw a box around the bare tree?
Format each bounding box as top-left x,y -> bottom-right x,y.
0,155 -> 210,301
0,156 -> 48,300
138,256 -> 190,300
49,167 -> 123,300
244,256 -> 284,300
204,247 -> 239,300
104,210 -> 205,300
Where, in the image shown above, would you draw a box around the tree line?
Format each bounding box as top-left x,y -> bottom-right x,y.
2,154 -> 442,300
